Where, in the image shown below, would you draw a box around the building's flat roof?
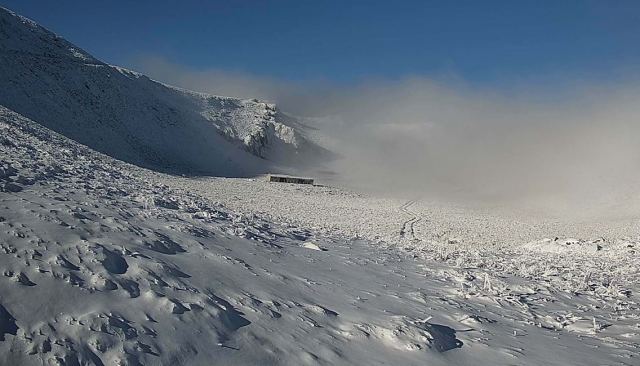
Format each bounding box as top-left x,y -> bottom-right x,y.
267,174 -> 314,180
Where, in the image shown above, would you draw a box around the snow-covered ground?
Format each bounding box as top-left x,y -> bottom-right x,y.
167,176 -> 640,363
1,5 -> 640,366
2,106 -> 639,365
171,176 -> 640,246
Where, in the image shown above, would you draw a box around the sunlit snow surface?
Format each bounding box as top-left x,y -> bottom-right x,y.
2,106 -> 640,365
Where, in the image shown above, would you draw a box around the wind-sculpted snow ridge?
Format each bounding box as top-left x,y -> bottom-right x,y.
0,6 -> 331,177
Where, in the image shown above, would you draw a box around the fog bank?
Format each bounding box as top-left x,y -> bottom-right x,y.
136,57 -> 640,216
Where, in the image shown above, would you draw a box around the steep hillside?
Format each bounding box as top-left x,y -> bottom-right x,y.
0,6 -> 330,176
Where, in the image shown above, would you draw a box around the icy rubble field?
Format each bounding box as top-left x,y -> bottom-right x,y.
1,104 -> 639,366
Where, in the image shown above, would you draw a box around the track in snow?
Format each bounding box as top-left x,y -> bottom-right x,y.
399,199 -> 422,241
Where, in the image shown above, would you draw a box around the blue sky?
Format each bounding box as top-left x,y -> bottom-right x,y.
3,1 -> 640,88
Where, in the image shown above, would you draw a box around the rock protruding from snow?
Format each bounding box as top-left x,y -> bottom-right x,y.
0,304 -> 18,342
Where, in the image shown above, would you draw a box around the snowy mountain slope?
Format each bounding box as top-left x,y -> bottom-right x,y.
2,105 -> 639,366
180,87 -> 335,167
0,6 -> 330,176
